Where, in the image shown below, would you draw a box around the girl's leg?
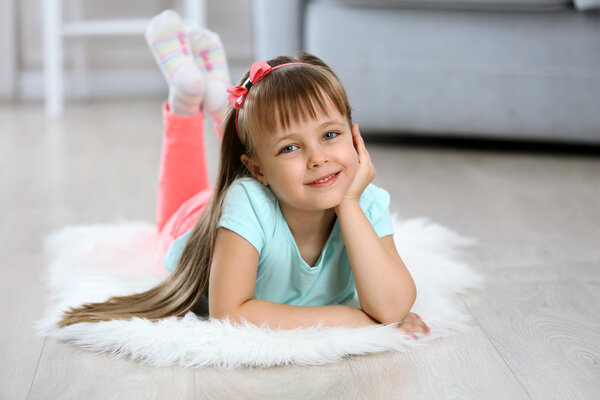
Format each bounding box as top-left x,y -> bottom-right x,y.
156,102 -> 211,233
155,26 -> 232,242
144,10 -> 211,233
156,102 -> 214,256
145,14 -> 231,257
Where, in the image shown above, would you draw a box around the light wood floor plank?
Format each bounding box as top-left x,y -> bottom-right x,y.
342,298 -> 531,399
28,340 -> 195,400
0,255 -> 47,400
463,265 -> 600,400
193,360 -> 354,399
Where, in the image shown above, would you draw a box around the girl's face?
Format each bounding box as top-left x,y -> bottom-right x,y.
241,97 -> 359,212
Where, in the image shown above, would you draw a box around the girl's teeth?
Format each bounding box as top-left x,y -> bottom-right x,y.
314,173 -> 335,183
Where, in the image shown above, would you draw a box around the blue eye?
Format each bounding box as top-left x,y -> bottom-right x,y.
280,144 -> 298,154
323,131 -> 339,140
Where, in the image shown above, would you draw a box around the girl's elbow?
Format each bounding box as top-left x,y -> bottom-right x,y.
407,288 -> 418,317
406,285 -> 418,314
210,298 -> 254,325
210,308 -> 243,325
380,288 -> 417,325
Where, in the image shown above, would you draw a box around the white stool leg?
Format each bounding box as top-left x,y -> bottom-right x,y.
183,0 -> 206,28
43,0 -> 64,119
72,0 -> 88,100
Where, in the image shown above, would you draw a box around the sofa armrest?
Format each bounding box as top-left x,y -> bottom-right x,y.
251,0 -> 305,61
573,0 -> 600,10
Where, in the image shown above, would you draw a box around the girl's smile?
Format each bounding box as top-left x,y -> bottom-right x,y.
305,170 -> 341,187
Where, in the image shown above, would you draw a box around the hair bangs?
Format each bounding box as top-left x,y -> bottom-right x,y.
240,65 -> 351,143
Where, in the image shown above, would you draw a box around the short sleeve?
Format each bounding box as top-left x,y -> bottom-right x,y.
217,178 -> 273,254
359,183 -> 394,238
164,229 -> 191,273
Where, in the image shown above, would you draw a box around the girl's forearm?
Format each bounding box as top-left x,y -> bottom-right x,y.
335,199 -> 416,324
222,299 -> 380,330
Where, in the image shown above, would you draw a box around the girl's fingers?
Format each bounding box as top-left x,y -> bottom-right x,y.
352,124 -> 365,146
397,326 -> 419,340
398,318 -> 430,338
411,313 -> 430,333
352,126 -> 362,148
351,123 -> 359,140
351,123 -> 376,182
400,329 -> 416,340
351,125 -> 361,154
354,132 -> 370,161
355,128 -> 366,152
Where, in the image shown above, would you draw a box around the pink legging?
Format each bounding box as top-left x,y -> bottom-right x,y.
156,102 -> 214,258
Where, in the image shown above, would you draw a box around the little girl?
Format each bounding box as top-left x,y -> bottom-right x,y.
58,11 -> 430,340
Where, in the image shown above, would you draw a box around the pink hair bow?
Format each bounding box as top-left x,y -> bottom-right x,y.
226,61 -> 273,109
226,61 -> 312,138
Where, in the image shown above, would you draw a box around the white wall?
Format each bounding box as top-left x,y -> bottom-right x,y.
9,0 -> 252,100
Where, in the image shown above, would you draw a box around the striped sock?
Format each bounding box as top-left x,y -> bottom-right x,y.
145,10 -> 204,116
189,28 -> 231,137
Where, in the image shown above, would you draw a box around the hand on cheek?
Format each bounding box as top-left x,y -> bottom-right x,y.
343,123 -> 376,200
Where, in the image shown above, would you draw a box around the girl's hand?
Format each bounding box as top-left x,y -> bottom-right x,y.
344,124 -> 376,200
394,312 -> 431,340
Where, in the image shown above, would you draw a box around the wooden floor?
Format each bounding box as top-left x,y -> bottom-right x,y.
1,100 -> 599,399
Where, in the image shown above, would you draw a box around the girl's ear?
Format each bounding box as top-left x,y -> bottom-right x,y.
240,154 -> 269,186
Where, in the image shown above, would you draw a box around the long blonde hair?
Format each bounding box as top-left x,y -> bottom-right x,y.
57,51 -> 353,327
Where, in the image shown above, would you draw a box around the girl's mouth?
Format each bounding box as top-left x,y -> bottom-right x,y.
306,171 -> 341,187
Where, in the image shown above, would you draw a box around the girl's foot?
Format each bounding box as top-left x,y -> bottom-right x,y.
145,10 -> 204,116
189,27 -> 231,137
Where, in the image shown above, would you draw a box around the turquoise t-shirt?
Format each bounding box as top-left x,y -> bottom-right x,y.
163,177 -> 394,307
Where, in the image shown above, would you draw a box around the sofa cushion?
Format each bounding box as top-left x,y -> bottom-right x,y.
318,0 -> 570,12
304,1 -> 600,141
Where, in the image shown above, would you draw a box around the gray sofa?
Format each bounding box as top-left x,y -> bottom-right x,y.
251,0 -> 600,144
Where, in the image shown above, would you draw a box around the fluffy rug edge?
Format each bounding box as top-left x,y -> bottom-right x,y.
34,216 -> 484,370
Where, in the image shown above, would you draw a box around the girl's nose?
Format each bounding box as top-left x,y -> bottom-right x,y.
307,147 -> 329,169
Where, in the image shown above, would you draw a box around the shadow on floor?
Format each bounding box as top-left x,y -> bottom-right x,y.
363,132 -> 600,158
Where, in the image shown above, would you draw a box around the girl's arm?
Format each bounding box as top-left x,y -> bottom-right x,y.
236,299 -> 380,329
335,124 -> 417,324
336,201 -> 417,324
210,227 -> 427,337
209,227 -> 380,329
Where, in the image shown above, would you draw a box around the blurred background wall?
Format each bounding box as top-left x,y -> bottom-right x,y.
0,0 -> 252,101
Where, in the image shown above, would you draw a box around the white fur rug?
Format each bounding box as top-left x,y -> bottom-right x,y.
34,215 -> 484,370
